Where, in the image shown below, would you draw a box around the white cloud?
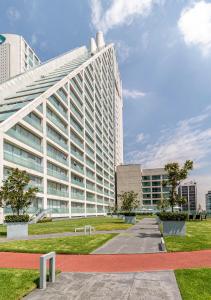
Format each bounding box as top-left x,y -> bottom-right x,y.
178,1 -> 211,55
126,108 -> 211,168
115,40 -> 133,62
90,0 -> 164,33
7,7 -> 21,22
123,88 -> 146,99
136,133 -> 149,143
31,34 -> 38,46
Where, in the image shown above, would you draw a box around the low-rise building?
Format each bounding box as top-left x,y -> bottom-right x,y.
116,164 -> 170,210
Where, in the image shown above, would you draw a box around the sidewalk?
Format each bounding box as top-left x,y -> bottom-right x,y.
25,271 -> 182,300
93,218 -> 162,254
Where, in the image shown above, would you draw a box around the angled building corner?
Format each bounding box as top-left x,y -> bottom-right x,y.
0,31 -> 123,219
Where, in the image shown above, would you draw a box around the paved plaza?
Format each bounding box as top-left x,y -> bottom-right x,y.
25,271 -> 182,300
93,218 -> 163,254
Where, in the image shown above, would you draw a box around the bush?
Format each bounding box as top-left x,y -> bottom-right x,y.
120,212 -> 136,217
37,217 -> 52,223
5,214 -> 30,223
157,212 -> 188,221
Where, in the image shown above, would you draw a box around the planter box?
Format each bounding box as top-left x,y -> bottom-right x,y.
162,221 -> 186,236
6,222 -> 28,239
124,216 -> 136,224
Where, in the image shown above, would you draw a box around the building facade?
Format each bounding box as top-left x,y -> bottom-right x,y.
116,164 -> 142,208
178,181 -> 197,212
116,164 -> 170,210
0,34 -> 40,84
0,32 -> 122,218
206,191 -> 211,211
141,168 -> 170,209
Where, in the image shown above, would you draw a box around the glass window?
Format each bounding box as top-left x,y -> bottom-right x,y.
152,175 -> 161,180
142,176 -> 150,180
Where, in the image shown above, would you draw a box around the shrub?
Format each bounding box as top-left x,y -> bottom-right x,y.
5,214 -> 30,223
121,212 -> 136,217
157,212 -> 188,221
37,217 -> 52,223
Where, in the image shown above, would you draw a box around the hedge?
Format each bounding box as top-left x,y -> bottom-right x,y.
37,217 -> 52,223
157,212 -> 188,221
5,214 -> 30,223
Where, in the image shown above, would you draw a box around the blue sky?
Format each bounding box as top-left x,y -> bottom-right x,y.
1,0 -> 211,205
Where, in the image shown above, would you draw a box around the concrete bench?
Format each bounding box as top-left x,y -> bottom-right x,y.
40,252 -> 56,289
75,225 -> 95,235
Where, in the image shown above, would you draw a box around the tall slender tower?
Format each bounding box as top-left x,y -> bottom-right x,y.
0,32 -> 123,219
0,34 -> 40,84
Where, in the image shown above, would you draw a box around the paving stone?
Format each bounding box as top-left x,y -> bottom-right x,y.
25,271 -> 182,300
92,218 -> 163,254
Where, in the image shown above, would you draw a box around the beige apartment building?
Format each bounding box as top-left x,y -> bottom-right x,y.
116,164 -> 170,210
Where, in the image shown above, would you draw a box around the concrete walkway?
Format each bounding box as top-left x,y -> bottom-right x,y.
93,218 -> 162,254
0,229 -> 124,243
25,271 -> 182,300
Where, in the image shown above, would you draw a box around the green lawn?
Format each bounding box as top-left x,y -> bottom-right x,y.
175,268 -> 211,300
0,268 -> 39,300
0,217 -> 131,237
165,219 -> 211,252
0,233 -> 116,254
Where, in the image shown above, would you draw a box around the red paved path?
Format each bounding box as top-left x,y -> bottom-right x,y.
1,250 -> 211,272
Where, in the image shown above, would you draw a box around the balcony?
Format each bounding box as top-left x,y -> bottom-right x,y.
71,178 -> 85,188
47,188 -> 69,198
71,163 -> 84,175
71,207 -> 85,214
49,207 -> 69,214
86,183 -> 95,191
86,207 -> 96,213
47,112 -> 68,135
7,129 -> 42,152
24,115 -> 42,132
4,151 -> 43,173
49,97 -> 67,119
47,132 -> 68,151
47,150 -> 68,165
71,135 -> 84,149
71,149 -> 84,162
71,192 -> 84,200
70,119 -> 83,136
28,183 -> 44,193
47,168 -> 68,181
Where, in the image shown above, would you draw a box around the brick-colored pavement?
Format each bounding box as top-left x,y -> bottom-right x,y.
1,250 -> 211,272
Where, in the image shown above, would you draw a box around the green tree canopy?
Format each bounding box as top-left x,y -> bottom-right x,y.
0,168 -> 38,215
163,160 -> 193,212
119,191 -> 139,212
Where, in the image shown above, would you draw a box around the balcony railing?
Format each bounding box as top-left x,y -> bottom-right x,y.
47,168 -> 68,181
7,129 -> 42,152
71,149 -> 84,162
71,193 -> 84,200
47,112 -> 68,135
71,207 -> 85,214
47,188 -> 69,198
47,150 -> 68,165
4,151 -> 43,173
71,178 -> 85,187
24,116 -> 43,132
47,132 -> 68,150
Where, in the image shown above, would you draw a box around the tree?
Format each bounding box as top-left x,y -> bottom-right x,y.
0,168 -> 38,215
119,191 -> 139,212
157,192 -> 169,212
163,160 -> 193,212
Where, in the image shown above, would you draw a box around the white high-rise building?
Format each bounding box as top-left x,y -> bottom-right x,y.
0,32 -> 123,219
0,33 -> 40,84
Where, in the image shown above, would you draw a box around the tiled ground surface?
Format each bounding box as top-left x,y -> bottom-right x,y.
24,271 -> 182,300
92,218 -> 163,254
